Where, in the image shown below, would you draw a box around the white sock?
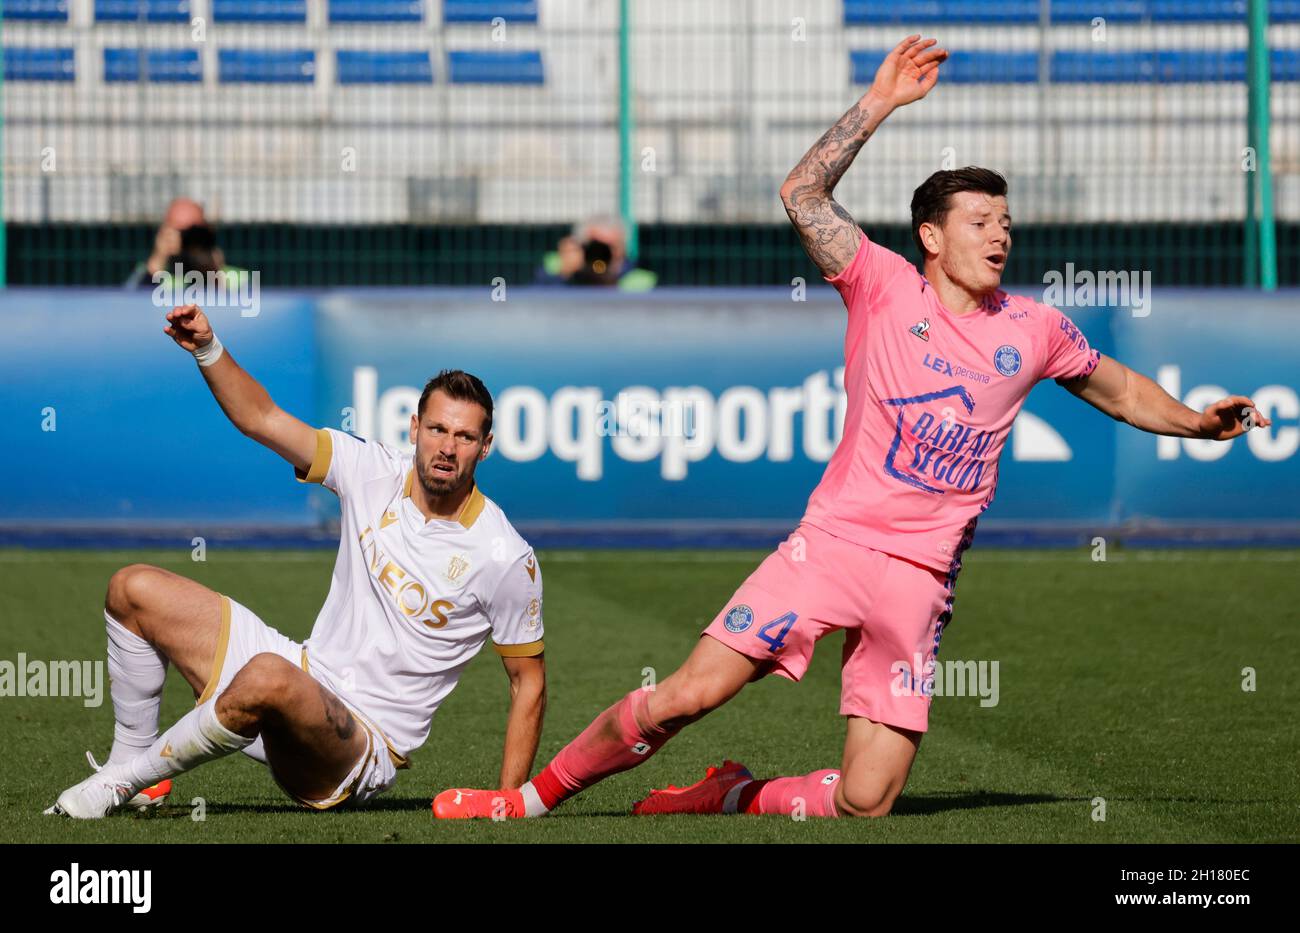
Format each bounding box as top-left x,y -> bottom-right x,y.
519,781 -> 550,818
124,699 -> 252,792
105,612 -> 168,765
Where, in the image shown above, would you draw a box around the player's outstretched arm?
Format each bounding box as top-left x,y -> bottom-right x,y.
498,654 -> 546,789
163,304 -> 318,473
780,35 -> 947,278
1061,354 -> 1272,440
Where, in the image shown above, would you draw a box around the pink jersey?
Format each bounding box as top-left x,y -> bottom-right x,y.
802,235 -> 1100,574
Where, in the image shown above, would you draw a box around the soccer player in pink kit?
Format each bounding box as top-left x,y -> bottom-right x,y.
434,36 -> 1271,820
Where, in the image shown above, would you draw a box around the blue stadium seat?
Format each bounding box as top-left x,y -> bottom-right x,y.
1054,1 -> 1299,23
1,0 -> 70,21
1052,48 -> 1300,82
443,1 -> 539,23
844,1 -> 1039,24
104,48 -> 201,83
218,49 -> 315,83
95,0 -> 190,22
336,50 -> 433,84
447,50 -> 544,84
1273,48 -> 1300,80
211,0 -> 306,23
3,47 -> 75,81
842,1 -> 1300,25
328,0 -> 421,22
851,48 -> 1037,84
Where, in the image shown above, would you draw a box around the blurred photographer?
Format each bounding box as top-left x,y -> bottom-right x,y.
124,198 -> 245,289
537,215 -> 656,290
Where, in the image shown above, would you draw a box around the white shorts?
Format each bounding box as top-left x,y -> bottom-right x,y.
197,595 -> 401,810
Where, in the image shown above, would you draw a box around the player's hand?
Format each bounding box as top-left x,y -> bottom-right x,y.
1197,395 -> 1271,440
868,35 -> 948,110
163,304 -> 213,352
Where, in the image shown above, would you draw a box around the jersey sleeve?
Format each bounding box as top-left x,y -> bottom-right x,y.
1040,305 -> 1102,384
294,427 -> 405,498
824,234 -> 914,316
485,549 -> 544,657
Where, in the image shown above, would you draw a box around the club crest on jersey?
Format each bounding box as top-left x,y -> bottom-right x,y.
994,344 -> 1022,377
910,317 -> 931,342
445,554 -> 471,584
723,604 -> 754,633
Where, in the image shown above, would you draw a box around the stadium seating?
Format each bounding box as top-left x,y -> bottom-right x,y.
211,0 -> 306,23
0,0 -> 1293,230
447,50 -> 545,84
443,1 -> 539,24
104,47 -> 202,83
218,49 -> 315,84
336,50 -> 434,85
3,47 -> 75,81
328,0 -> 422,23
842,0 -> 1300,24
851,47 -> 1300,83
850,49 -> 1039,84
1053,48 -> 1300,82
1,0 -> 69,20
94,0 -> 190,23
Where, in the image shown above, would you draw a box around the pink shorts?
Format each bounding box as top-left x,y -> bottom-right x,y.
703,523 -> 956,733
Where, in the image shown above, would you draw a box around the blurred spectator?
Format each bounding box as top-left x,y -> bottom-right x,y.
537,215 -> 656,290
124,198 -> 246,288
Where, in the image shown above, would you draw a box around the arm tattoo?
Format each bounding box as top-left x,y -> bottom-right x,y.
781,99 -> 875,277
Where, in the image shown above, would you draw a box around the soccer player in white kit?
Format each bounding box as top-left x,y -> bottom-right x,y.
46,304 -> 546,818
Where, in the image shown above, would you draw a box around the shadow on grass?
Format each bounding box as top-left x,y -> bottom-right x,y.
152,795 -> 440,817
891,790 -> 1072,815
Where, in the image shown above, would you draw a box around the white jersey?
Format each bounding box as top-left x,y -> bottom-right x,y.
295,428 -> 543,760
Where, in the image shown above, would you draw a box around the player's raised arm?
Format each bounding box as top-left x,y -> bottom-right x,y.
163,304 -> 318,473
1060,353 -> 1272,440
780,35 -> 948,278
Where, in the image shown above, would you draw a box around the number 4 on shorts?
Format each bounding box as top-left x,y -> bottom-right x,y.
755,611 -> 797,653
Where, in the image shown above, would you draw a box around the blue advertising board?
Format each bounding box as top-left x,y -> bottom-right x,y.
2,287 -> 1296,545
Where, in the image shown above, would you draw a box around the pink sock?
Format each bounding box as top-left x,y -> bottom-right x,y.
531,688 -> 677,810
736,769 -> 842,818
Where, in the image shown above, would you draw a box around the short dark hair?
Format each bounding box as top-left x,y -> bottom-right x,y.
417,369 -> 494,436
910,166 -> 1008,257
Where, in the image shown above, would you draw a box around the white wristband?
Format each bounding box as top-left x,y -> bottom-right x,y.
193,333 -> 225,368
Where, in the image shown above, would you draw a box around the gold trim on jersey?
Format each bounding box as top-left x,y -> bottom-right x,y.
403,469 -> 486,530
456,484 -> 486,529
493,639 -> 544,658
295,428 -> 333,485
196,596 -> 233,706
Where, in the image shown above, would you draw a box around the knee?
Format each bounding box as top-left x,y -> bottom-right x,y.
836,778 -> 899,819
105,563 -> 165,620
655,676 -> 732,726
218,653 -> 297,717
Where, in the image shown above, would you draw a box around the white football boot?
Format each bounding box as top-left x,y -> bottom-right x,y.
44,765 -> 136,819
42,752 -> 171,818
84,751 -> 172,810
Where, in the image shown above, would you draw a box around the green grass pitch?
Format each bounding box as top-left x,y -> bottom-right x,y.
1,547 -> 1295,843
